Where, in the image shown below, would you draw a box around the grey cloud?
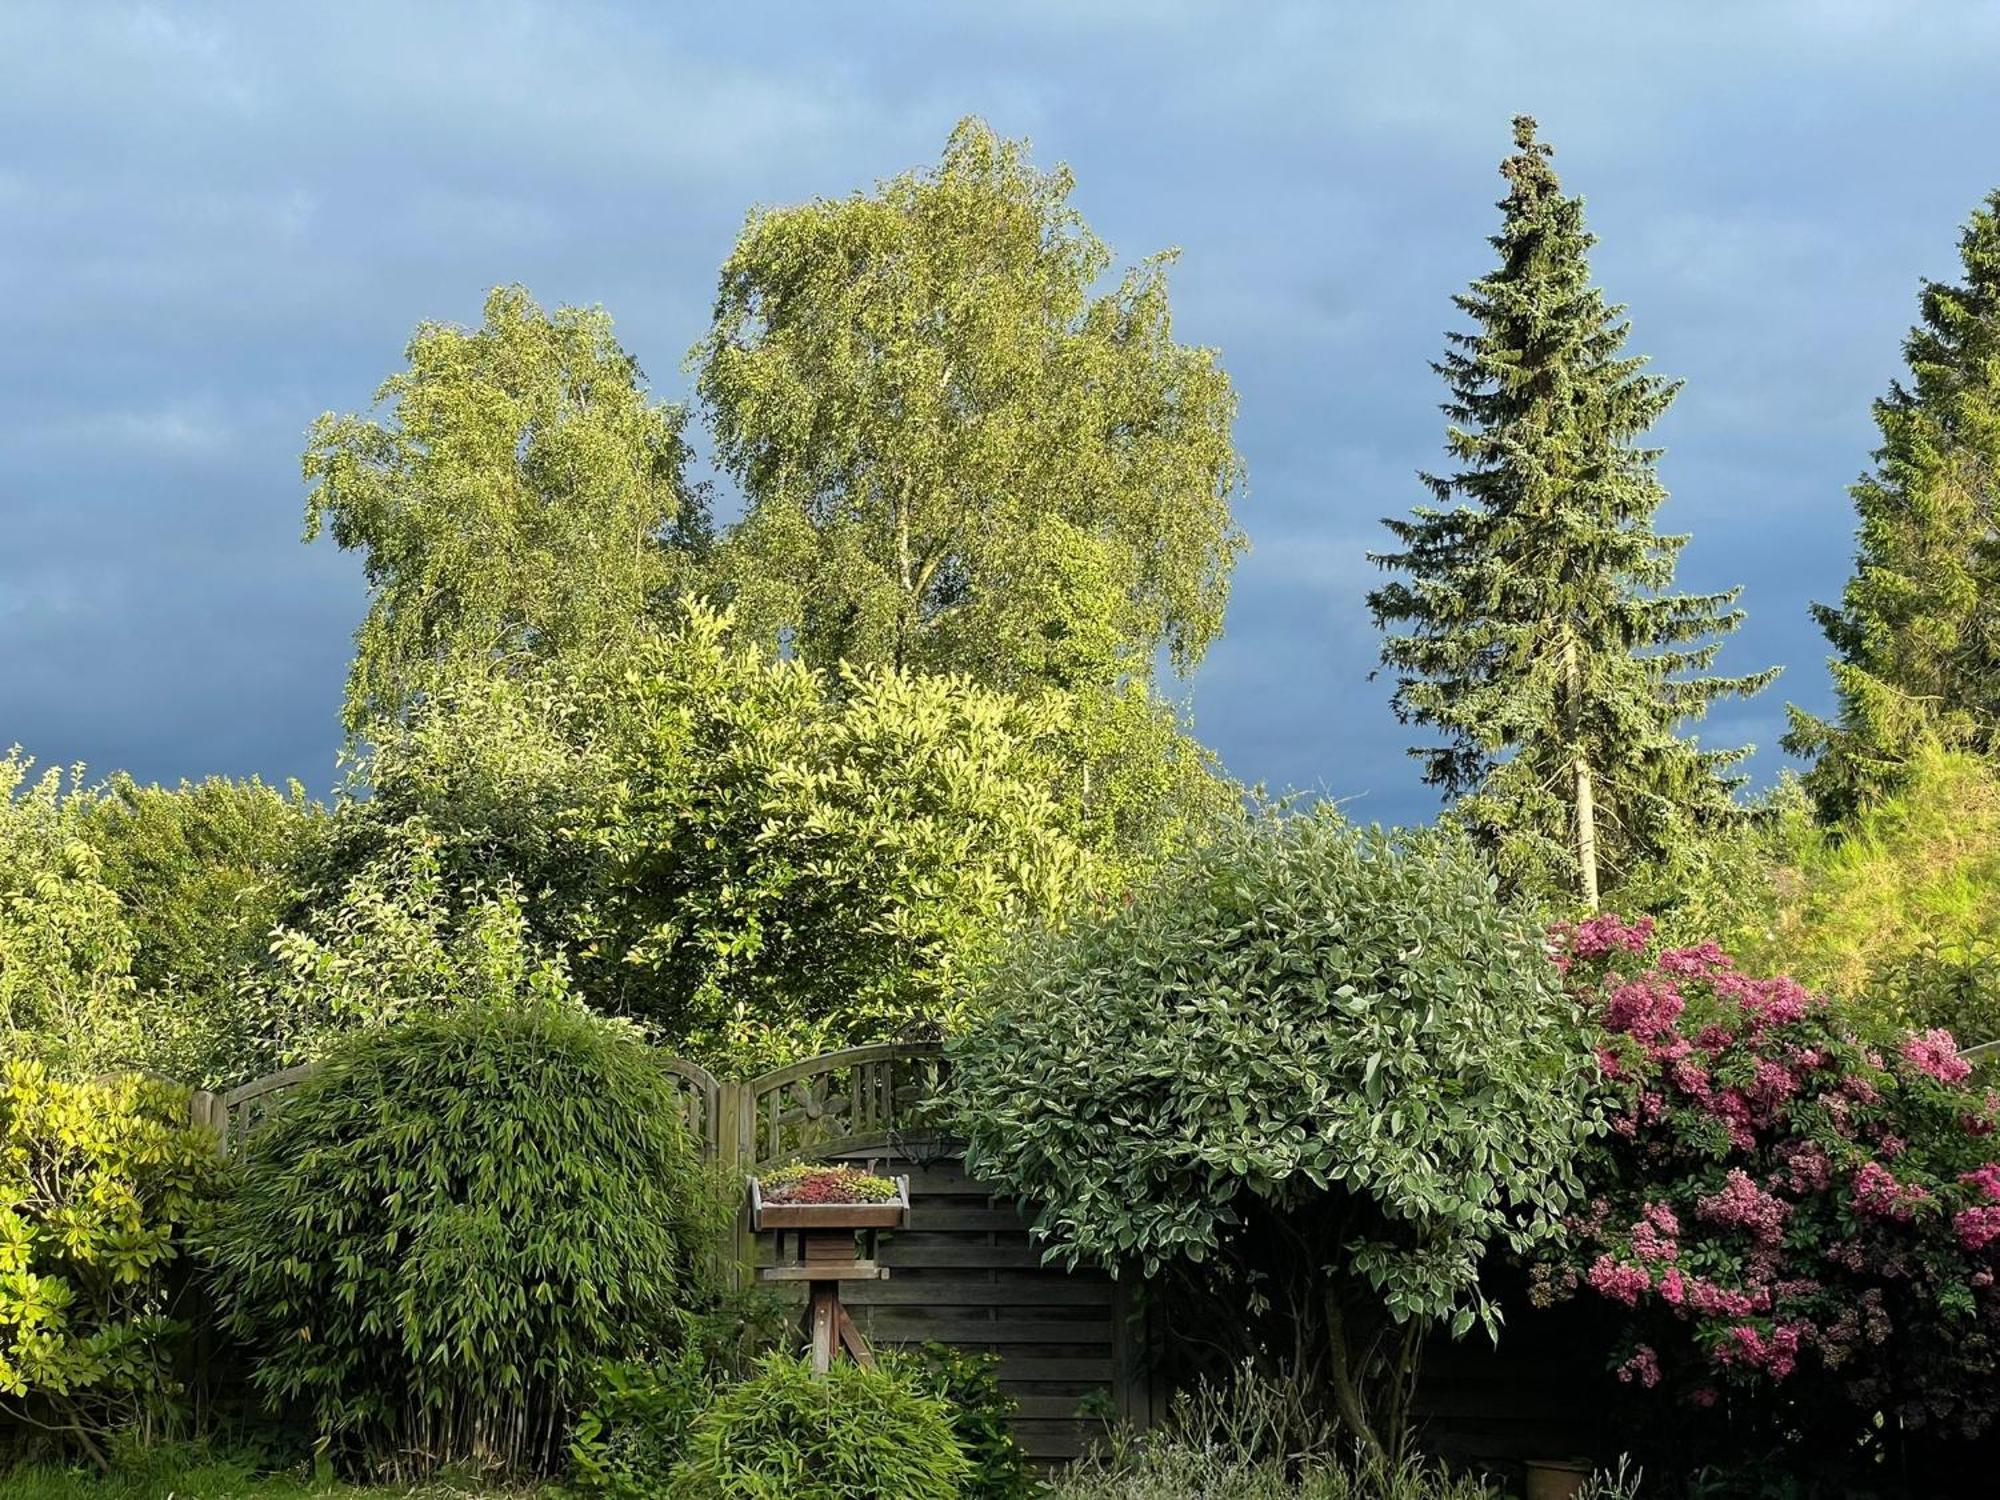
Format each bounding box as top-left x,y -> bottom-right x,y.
4,0 -> 1998,825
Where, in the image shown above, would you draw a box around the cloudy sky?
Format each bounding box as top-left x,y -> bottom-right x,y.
6,2 -> 1999,823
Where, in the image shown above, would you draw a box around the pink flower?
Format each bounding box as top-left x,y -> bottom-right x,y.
1587,1254 -> 1652,1306
1659,943 -> 1730,977
1559,912 -> 1655,962
1901,1028 -> 1972,1085
1688,1278 -> 1765,1317
1632,1218 -> 1679,1263
1852,1161 -> 1929,1222
1603,977 -> 1685,1042
1778,1142 -> 1832,1193
1696,1169 -> 1791,1248
1712,1322 -> 1804,1380
1737,975 -> 1813,1029
1689,1386 -> 1719,1408
1616,1344 -> 1662,1387
1954,1205 -> 2000,1252
1751,1058 -> 1799,1107
1961,1164 -> 2000,1203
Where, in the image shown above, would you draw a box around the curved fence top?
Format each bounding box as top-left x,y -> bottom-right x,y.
204,1041 -> 950,1169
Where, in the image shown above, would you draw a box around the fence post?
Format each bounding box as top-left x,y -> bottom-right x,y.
714,1079 -> 757,1285
188,1089 -> 226,1153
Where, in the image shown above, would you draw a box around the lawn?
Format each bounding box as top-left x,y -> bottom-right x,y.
2,1456 -> 547,1500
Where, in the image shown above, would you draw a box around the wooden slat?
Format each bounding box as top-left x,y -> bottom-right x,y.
843,1279 -> 1113,1307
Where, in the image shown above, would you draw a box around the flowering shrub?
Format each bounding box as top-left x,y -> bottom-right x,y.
756,1163 -> 899,1205
1541,914 -> 2000,1439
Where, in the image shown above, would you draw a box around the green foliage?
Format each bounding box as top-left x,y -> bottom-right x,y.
1718,747 -> 2000,1043
665,1352 -> 972,1500
0,1064 -> 221,1465
77,775 -> 318,1002
1788,192 -> 2000,818
0,753 -> 137,1075
565,1350 -> 710,1500
889,1344 -> 1032,1500
755,1163 -> 899,1205
200,1000 -> 717,1478
1,1442 -> 551,1498
245,844 -> 576,1074
305,285 -> 703,735
566,1290 -> 791,1499
695,116 -> 1243,699
591,603 -> 1098,1072
944,808 -> 1599,1461
1368,117 -> 1774,908
73,775 -> 321,1084
1045,1368 -> 1634,1500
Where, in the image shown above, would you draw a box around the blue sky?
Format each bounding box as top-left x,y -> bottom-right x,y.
5,2 -> 1999,823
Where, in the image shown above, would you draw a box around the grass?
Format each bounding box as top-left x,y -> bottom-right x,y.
0,1453 -> 549,1500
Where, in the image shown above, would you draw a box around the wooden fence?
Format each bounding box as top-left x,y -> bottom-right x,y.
199,1041 -> 1141,1462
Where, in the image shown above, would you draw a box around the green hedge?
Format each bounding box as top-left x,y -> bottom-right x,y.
200,999 -> 717,1479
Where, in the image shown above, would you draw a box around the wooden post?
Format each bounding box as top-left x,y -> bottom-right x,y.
717,1080 -> 756,1286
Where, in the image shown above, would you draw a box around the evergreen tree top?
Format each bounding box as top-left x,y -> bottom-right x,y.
1369,116 -> 1775,906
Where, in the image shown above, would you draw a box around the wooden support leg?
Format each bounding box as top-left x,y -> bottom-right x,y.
836,1302 -> 875,1368
810,1283 -> 837,1374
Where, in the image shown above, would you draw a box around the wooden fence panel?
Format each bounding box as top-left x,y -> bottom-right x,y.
208,1040 -> 1149,1460
759,1146 -> 1136,1463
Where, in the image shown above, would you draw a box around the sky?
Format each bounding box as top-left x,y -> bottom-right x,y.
5,2 -> 2000,825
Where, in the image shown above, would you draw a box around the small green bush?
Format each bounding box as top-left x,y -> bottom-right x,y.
667,1352 -> 971,1500
891,1343 -> 1033,1500
200,999 -> 717,1478
0,1063 -> 221,1465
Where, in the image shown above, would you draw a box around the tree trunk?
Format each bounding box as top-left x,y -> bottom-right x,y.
1563,634 -> 1601,911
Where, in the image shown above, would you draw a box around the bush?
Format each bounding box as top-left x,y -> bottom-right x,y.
591,603 -> 1100,1076
0,1063 -> 221,1466
945,811 -> 1599,1462
200,999 -> 717,1478
891,1343 -> 1033,1500
666,1352 -> 971,1500
566,1288 -> 791,1500
1543,915 -> 2000,1451
1044,1368 -> 1636,1500
0,753 -> 137,1075
1660,749 -> 2000,1047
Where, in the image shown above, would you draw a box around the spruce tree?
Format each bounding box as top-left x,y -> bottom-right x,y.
1369,117 -> 1776,909
1785,192 -> 2000,820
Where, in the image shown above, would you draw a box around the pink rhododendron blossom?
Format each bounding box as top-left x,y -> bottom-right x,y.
1616,1344 -> 1662,1387
1558,912 -> 1655,963
1961,1165 -> 2000,1203
1955,1205 -> 2000,1252
1658,943 -> 1729,977
1587,1254 -> 1651,1306
1851,1162 -> 1929,1222
1696,1169 -> 1791,1247
1901,1029 -> 1972,1085
1604,977 -> 1685,1042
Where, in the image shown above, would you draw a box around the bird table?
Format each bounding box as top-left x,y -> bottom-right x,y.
751,1175 -> 911,1373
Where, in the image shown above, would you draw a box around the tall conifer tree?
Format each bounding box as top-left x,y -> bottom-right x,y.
1786,192 -> 2000,820
1369,117 -> 1775,908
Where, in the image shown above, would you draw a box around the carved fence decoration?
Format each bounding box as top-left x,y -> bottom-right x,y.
200,1042 -> 945,1169
197,1037 -> 1135,1460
